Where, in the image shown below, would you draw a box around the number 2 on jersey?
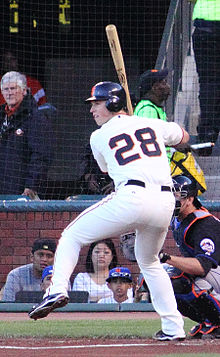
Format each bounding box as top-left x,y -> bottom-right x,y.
109,127 -> 161,165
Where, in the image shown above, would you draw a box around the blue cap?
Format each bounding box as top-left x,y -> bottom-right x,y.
41,265 -> 53,282
106,267 -> 132,283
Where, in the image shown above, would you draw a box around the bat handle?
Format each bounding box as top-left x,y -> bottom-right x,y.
127,96 -> 133,115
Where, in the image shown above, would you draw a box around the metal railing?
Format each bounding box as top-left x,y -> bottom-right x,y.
155,0 -> 194,120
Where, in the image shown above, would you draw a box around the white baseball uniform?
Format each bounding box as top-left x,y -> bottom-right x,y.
47,114 -> 185,336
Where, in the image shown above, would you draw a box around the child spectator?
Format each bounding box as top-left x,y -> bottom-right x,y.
41,265 -> 53,293
98,267 -> 133,303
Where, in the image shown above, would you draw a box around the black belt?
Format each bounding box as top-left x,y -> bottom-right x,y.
125,179 -> 172,192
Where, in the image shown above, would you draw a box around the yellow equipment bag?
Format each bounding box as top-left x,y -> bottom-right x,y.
170,151 -> 207,195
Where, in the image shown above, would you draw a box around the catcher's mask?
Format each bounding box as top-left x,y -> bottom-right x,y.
172,175 -> 201,217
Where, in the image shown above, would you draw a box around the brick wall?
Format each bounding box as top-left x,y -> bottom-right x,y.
0,210 -> 219,289
0,211 -> 140,289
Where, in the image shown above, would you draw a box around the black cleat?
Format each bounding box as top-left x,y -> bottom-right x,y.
28,293 -> 69,320
153,330 -> 185,341
189,322 -> 220,339
188,323 -> 203,338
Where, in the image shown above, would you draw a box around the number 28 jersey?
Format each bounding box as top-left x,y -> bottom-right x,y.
90,114 -> 184,190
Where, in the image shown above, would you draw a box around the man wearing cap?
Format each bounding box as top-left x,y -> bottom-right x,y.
2,239 -> 56,301
98,267 -> 133,304
134,68 -> 172,162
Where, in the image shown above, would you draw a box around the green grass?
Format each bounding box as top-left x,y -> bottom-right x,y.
0,318 -> 195,338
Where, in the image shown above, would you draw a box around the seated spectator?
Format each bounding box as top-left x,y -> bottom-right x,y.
120,232 -> 151,303
79,143 -> 114,195
98,267 -> 133,303
120,232 -> 136,262
72,239 -> 118,302
2,239 -> 56,301
0,49 -> 47,106
41,265 -> 72,293
134,273 -> 151,303
0,71 -> 53,198
41,265 -> 53,293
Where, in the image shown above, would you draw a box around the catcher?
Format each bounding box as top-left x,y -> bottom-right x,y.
160,175 -> 220,339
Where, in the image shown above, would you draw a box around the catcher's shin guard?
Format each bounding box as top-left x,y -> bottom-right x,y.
170,271 -> 220,325
176,296 -> 204,323
192,292 -> 220,326
176,290 -> 220,325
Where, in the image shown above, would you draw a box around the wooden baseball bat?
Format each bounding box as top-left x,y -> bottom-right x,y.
105,24 -> 133,115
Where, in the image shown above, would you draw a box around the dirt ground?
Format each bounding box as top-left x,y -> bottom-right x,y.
0,312 -> 220,356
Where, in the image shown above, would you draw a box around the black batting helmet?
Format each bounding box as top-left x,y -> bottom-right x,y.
172,175 -> 198,198
85,81 -> 126,112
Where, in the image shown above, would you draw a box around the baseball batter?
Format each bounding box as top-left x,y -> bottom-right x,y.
29,82 -> 189,341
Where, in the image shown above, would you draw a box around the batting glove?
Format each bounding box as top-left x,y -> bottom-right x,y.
159,250 -> 171,263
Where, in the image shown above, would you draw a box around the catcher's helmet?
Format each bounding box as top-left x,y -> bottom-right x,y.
172,175 -> 199,198
86,81 -> 126,112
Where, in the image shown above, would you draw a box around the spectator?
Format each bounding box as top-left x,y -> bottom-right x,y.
41,265 -> 53,293
191,0 -> 220,155
2,239 -> 56,301
134,68 -> 172,162
134,272 -> 151,303
79,143 -> 114,195
72,239 -> 118,302
119,233 -> 151,303
159,175 -> 220,339
0,49 -> 47,106
98,267 -> 133,303
41,265 -> 73,296
119,232 -> 136,262
0,71 -> 53,199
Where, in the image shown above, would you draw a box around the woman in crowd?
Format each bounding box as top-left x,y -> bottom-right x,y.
72,239 -> 118,302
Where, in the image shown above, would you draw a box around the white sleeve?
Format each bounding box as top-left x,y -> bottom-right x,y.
72,273 -> 86,291
97,298 -> 104,304
162,122 -> 184,146
90,132 -> 108,173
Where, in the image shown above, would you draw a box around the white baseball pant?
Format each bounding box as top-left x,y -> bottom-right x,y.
47,184 -> 184,336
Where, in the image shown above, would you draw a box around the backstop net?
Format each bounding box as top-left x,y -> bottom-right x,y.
0,0 -> 174,199
0,0 -> 219,201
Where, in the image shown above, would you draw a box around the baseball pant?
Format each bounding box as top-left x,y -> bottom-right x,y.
48,184 -> 184,336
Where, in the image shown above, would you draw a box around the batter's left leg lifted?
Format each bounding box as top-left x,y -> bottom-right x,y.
28,293 -> 69,320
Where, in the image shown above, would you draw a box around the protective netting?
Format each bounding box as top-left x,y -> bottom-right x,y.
0,0 -> 170,199
0,0 -> 219,201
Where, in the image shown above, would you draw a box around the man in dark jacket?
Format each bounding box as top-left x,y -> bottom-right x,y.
0,71 -> 53,199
